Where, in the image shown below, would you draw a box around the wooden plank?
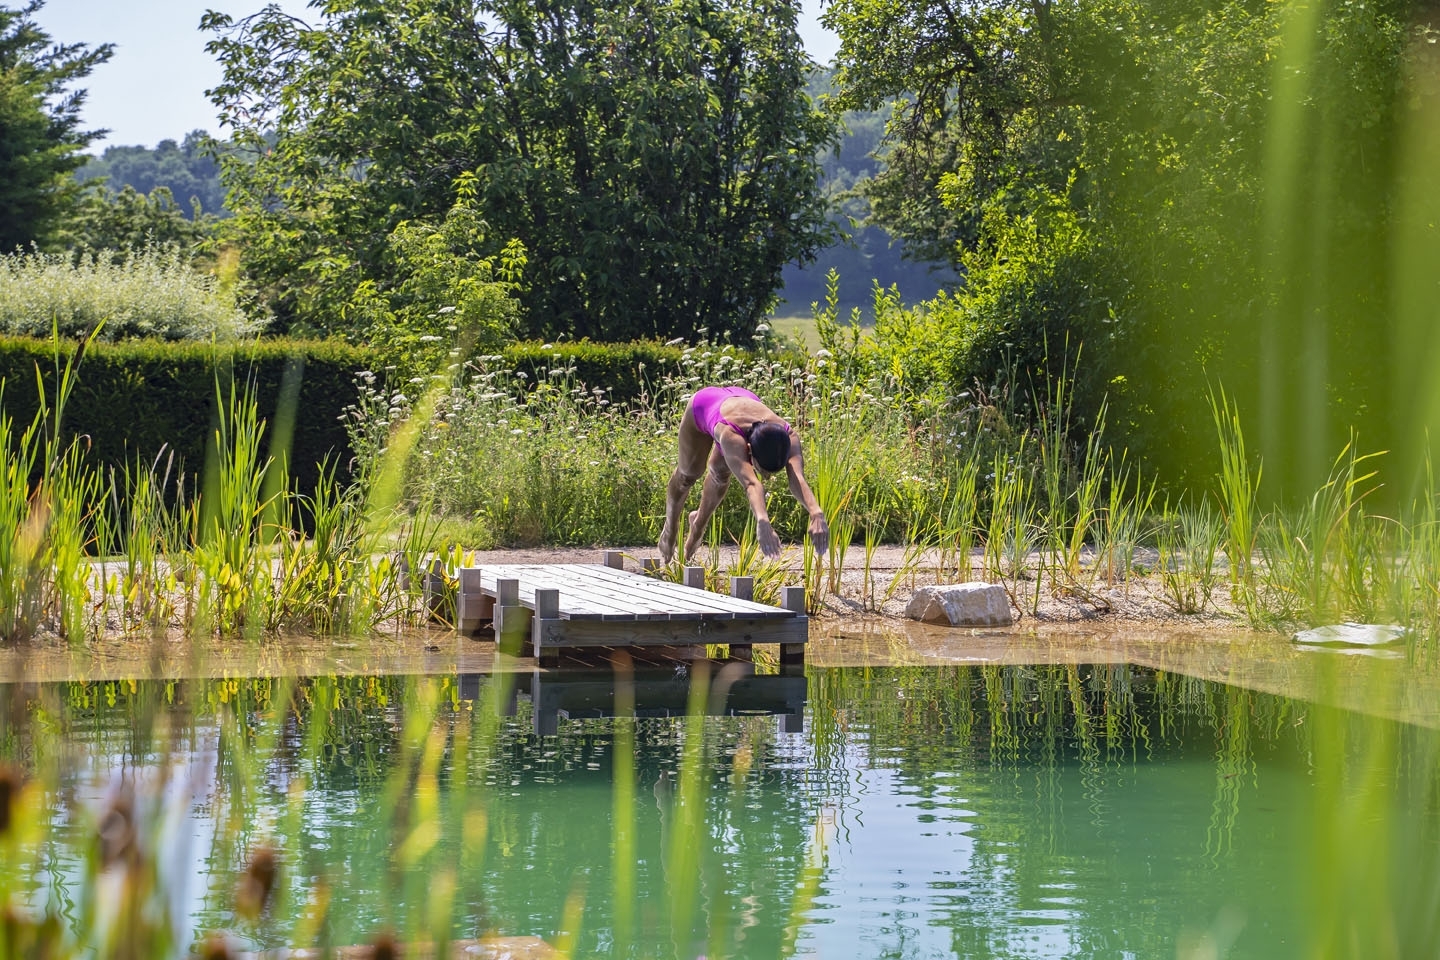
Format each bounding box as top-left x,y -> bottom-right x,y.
574,565 -> 795,618
485,565 -> 682,618
583,563 -> 793,615
495,564 -> 739,620
543,565 -> 745,616
458,564 -> 799,627
534,616 -> 807,649
470,566 -> 650,620
780,585 -> 807,668
457,567 -> 493,634
730,576 -> 755,662
532,587 -> 563,667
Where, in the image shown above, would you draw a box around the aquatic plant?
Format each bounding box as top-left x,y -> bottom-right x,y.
0,332 -> 442,643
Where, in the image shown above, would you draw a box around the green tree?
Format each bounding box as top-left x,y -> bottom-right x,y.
74,130 -> 228,218
342,173 -> 527,376
62,184 -> 210,255
824,0 -> 1429,492
0,0 -> 111,251
203,0 -> 839,342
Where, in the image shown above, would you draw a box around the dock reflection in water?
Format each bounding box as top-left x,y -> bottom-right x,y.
461,652 -> 807,735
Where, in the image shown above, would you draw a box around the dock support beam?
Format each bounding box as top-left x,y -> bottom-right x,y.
730,576 -> 754,662
423,557 -> 448,623
457,567 -> 491,636
780,585 -> 806,672
495,578 -> 530,656
532,588 -> 561,669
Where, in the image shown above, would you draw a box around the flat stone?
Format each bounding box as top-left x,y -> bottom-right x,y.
905,583 -> 1014,627
1291,622 -> 1409,647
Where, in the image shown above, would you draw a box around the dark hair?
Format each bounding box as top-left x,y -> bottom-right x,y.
749,421 -> 791,473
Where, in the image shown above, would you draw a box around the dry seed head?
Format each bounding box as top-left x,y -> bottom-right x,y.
97,783 -> 136,867
236,845 -> 279,919
199,932 -> 236,960
0,763 -> 22,836
369,930 -> 399,960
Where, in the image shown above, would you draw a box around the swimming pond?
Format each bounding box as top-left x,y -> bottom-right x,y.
10,659 -> 1439,958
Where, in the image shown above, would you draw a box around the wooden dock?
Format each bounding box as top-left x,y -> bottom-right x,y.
456,552 -> 808,668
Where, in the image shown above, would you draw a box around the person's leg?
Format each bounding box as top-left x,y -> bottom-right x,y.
659,400 -> 711,562
681,446 -> 733,561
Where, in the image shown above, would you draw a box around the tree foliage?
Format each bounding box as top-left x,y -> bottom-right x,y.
203,0 -> 839,343
74,131 -> 228,218
825,0 -> 1434,491
0,0 -> 111,252
61,184 -> 211,255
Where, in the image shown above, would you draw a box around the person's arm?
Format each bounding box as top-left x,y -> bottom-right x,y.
785,434 -> 829,556
718,431 -> 784,558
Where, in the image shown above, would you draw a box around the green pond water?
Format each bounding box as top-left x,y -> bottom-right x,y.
16,659 -> 1440,959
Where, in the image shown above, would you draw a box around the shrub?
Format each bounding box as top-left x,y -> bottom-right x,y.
0,336 -> 375,494
0,245 -> 261,341
499,340 -> 689,404
497,338 -> 804,405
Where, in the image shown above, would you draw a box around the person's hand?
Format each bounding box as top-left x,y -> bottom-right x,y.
807,510 -> 829,557
758,519 -> 782,559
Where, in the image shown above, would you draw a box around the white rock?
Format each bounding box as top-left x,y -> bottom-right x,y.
905,583 -> 1014,626
1291,622 -> 1409,647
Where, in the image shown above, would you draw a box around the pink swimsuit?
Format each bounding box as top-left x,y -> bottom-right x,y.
689,386 -> 790,440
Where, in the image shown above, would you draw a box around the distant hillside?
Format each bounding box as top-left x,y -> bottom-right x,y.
774,74 -> 957,321
75,131 -> 227,218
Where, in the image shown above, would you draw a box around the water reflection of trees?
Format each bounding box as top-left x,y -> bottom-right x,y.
808,663 -> 1440,959
10,675 -> 820,956
6,666 -> 1438,958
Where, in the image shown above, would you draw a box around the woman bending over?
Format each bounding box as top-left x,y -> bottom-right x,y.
658,386 -> 829,563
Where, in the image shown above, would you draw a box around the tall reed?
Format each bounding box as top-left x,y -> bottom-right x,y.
1155,499 -> 1224,615
1210,387 -> 1262,609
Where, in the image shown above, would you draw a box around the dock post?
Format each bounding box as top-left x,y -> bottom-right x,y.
495,578 -> 531,656
643,557 -> 662,575
603,550 -> 625,570
730,576 -> 754,662
533,588 -> 561,669
779,585 -> 807,672
683,566 -> 706,590
457,567 -> 491,636
423,557 -> 448,623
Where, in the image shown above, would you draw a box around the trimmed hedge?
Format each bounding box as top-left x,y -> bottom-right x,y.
0,337 -> 379,493
498,340 -> 691,401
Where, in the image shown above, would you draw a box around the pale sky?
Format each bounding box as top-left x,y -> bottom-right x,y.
30,0 -> 840,151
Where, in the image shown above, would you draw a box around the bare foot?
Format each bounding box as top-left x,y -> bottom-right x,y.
658,520 -> 677,563
680,510 -> 704,562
